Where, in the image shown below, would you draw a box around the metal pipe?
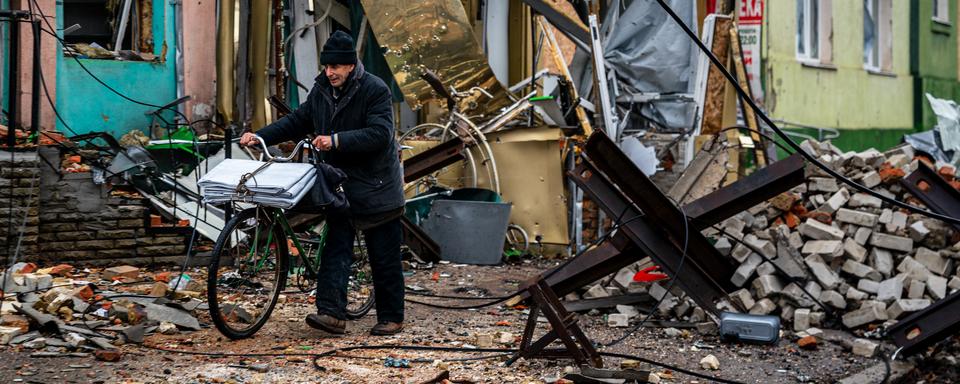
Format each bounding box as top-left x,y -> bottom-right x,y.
30,20 -> 39,142
6,12 -> 20,149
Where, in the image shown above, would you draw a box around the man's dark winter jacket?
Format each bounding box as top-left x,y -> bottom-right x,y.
256,63 -> 404,216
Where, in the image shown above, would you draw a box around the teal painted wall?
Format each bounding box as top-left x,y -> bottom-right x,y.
762,0 -> 915,148
54,0 -> 177,138
1,0 -> 9,125
912,0 -> 960,131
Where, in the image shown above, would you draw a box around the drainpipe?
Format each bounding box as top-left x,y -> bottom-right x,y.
30,19 -> 39,142
173,0 -> 186,124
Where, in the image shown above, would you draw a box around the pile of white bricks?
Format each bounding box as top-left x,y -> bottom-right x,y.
714,140 -> 958,332
583,139 -> 960,334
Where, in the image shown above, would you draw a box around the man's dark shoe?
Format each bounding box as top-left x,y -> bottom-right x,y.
370,321 -> 403,336
306,313 -> 346,334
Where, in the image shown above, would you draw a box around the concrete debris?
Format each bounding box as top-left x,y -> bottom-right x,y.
0,264 -> 203,353
582,140 -> 958,342
699,354 -> 720,370
851,338 -> 878,357
102,265 -> 140,281
607,313 -> 630,327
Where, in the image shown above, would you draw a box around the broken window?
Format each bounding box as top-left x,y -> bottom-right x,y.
796,0 -> 833,65
863,0 -> 892,73
62,0 -> 155,59
934,0 -> 950,24
796,0 -> 819,61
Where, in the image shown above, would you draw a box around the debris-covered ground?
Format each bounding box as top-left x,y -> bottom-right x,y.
0,259 -> 903,384
4,140 -> 960,383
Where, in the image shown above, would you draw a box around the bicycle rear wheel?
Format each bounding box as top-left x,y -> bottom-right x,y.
345,232 -> 375,319
207,207 -> 289,339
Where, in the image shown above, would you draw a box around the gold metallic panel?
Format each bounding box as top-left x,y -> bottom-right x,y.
470,127 -> 568,247
361,0 -> 513,115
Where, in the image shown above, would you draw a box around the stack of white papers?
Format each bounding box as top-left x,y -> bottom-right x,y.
199,159 -> 316,209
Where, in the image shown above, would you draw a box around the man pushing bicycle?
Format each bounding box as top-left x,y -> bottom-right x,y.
240,30 -> 405,336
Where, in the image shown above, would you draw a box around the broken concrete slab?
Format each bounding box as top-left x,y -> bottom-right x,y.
122,297 -> 201,331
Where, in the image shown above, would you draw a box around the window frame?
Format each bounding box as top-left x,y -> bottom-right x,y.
934,0 -> 950,25
796,0 -> 821,63
864,0 -> 881,71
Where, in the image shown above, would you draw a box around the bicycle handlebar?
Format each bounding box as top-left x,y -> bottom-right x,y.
239,135 -> 316,162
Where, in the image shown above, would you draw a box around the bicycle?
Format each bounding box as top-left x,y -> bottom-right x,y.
398,70 -> 536,196
206,136 -> 374,339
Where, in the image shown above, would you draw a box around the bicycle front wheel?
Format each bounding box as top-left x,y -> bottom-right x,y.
207,207 -> 289,339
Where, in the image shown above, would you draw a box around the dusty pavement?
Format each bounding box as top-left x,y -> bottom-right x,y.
0,259 -> 907,383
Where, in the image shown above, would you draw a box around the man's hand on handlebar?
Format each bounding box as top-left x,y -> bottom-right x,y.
313,135 -> 334,151
239,132 -> 259,147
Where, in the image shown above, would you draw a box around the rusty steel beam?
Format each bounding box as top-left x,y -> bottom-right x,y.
684,153 -> 805,229
570,159 -> 732,315
402,137 -> 466,183
582,133 -> 737,284
542,231 -> 637,298
536,142 -> 804,309
887,289 -> 960,356
901,161 -> 960,232
401,216 -> 441,263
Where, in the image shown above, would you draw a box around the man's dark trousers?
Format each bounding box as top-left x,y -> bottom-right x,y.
315,213 -> 404,323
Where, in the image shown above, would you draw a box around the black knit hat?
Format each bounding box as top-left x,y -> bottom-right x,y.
320,30 -> 357,65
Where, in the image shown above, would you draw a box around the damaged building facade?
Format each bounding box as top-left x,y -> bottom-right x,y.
4,1 -> 960,382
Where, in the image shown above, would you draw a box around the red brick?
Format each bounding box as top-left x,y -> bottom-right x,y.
784,212 -> 800,229
797,335 -> 818,350
806,211 -> 832,225
153,272 -> 172,283
94,350 -> 122,362
938,166 -> 956,182
47,264 -> 73,276
72,285 -> 94,301
878,164 -> 905,184
16,263 -> 37,274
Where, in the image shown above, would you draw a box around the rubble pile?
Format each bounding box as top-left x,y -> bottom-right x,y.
0,262 -> 203,360
584,140 -> 959,346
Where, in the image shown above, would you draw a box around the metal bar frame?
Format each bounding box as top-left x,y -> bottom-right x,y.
887,289 -> 960,356
901,160 -> 960,232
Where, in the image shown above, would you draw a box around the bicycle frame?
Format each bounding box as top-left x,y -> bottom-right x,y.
242,206 -> 327,282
